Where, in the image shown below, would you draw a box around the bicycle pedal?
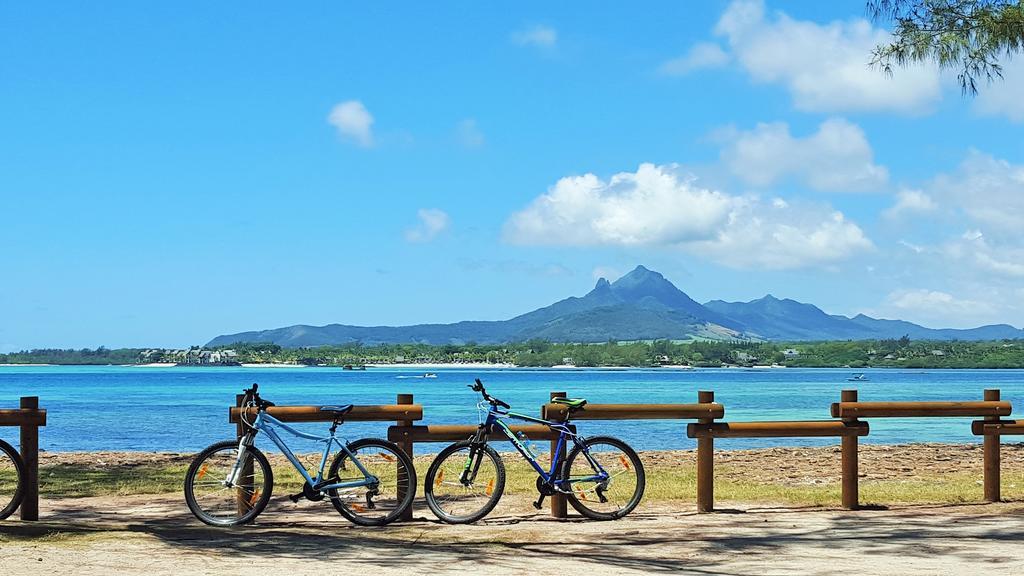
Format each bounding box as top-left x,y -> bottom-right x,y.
288,492 -> 304,503
533,495 -> 546,510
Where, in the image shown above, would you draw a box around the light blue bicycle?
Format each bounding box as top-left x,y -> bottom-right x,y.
184,384 -> 416,526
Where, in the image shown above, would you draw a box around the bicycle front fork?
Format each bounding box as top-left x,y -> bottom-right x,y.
226,433 -> 256,486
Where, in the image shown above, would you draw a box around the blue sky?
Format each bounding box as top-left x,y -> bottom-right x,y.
3,1 -> 1024,351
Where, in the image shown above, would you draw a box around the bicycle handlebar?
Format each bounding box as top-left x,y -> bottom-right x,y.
469,378 -> 510,410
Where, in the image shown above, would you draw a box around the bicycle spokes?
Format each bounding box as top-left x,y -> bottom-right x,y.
567,442 -> 640,516
429,445 -> 502,520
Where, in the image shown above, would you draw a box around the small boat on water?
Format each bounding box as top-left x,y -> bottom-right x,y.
847,373 -> 868,381
342,364 -> 366,371
423,373 -> 438,379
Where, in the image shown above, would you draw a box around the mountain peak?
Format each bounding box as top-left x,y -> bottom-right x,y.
611,265 -> 668,290
593,277 -> 611,291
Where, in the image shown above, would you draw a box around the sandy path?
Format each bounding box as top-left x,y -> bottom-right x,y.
1,493 -> 1023,575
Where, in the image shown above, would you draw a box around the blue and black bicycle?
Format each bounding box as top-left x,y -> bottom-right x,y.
424,379 -> 645,523
184,384 -> 416,527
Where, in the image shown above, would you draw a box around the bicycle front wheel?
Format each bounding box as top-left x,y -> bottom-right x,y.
327,438 -> 416,526
0,439 -> 25,520
562,436 -> 645,520
424,440 -> 505,524
184,440 -> 273,526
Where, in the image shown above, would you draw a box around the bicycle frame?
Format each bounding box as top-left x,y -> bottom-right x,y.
473,404 -> 609,488
229,411 -> 377,492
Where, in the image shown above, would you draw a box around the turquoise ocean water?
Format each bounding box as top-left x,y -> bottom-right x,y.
0,366 -> 1021,452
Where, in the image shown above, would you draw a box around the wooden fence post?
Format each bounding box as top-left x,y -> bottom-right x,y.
396,393 -> 415,521
19,396 -> 39,521
696,390 -> 714,513
549,391 -> 568,519
983,389 -> 1000,503
234,393 -> 254,515
841,389 -> 859,510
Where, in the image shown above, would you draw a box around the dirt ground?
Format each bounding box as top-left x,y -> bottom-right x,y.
3,444 -> 1024,574
1,493 -> 1023,575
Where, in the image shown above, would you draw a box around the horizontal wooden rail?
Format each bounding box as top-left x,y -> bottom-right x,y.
542,402 -> 724,421
388,424 -> 567,443
688,420 -> 868,439
229,404 -> 423,423
830,400 -> 1011,419
972,420 -> 1024,436
0,408 -> 47,427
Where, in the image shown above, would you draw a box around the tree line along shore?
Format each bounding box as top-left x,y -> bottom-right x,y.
2,337 -> 1024,368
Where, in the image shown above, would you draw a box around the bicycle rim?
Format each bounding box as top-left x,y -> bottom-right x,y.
426,442 -> 504,523
563,437 -> 644,520
0,440 -> 24,520
185,441 -> 272,526
328,439 -> 416,526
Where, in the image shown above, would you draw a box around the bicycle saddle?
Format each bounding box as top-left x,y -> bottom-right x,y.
319,404 -> 354,415
551,398 -> 587,409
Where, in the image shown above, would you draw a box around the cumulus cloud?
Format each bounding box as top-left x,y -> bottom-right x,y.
883,189 -> 937,220
456,118 -> 485,149
974,58 -> 1024,122
327,100 -> 374,147
659,42 -> 730,75
929,151 -> 1024,234
404,208 -> 450,243
503,163 -> 872,270
511,25 -> 557,48
714,0 -> 942,113
719,118 -> 888,192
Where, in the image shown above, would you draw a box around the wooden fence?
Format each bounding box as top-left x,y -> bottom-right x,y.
687,388 -> 1012,512
0,396 -> 47,521
224,388 -> 1016,520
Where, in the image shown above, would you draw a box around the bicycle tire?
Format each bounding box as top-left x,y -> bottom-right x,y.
184,440 -> 274,526
424,440 -> 505,524
561,435 -> 645,520
0,439 -> 25,520
327,438 -> 417,526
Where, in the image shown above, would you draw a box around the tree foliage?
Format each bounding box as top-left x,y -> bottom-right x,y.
869,0 -> 1024,93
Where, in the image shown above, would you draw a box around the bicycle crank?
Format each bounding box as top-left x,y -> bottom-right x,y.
288,481 -> 326,503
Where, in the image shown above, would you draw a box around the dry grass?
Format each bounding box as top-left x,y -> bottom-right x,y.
26,445 -> 1024,506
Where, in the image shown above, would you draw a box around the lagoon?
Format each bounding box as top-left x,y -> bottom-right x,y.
1,366 -> 1022,452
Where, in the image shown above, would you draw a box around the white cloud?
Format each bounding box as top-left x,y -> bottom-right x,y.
659,42 -> 730,75
881,288 -> 996,326
503,163 -> 872,270
504,163 -> 734,246
714,0 -> 942,113
511,25 -> 557,48
327,100 -> 374,147
404,208 -> 450,243
719,118 -> 889,192
689,200 -> 873,269
456,118 -> 485,149
974,58 -> 1024,122
942,230 -> 1024,279
929,151 -> 1024,234
883,189 -> 937,220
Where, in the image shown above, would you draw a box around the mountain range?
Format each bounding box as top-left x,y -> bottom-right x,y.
206,265 -> 1024,347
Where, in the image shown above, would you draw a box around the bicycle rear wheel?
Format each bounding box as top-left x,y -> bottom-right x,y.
562,436 -> 645,520
424,440 -> 505,524
0,439 -> 25,520
184,440 -> 273,526
327,438 -> 416,526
